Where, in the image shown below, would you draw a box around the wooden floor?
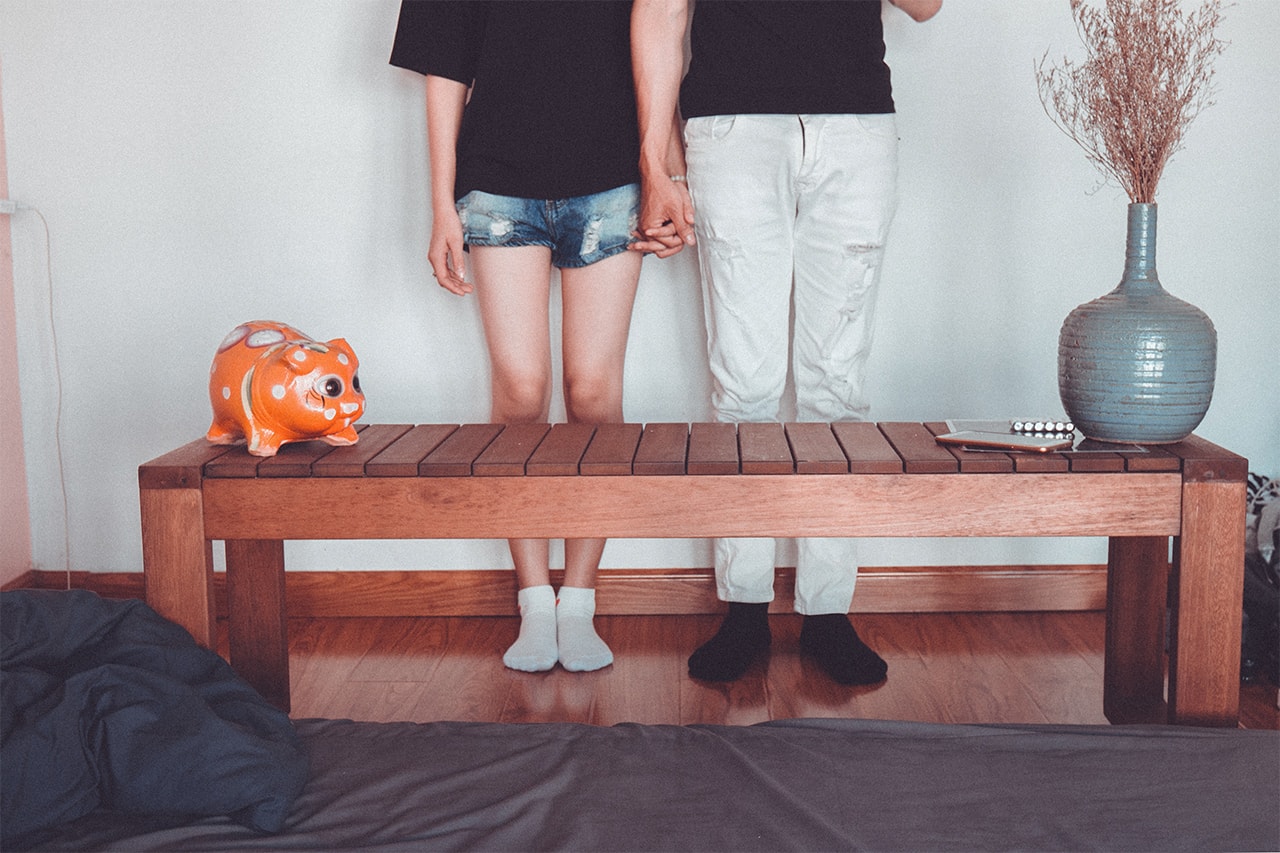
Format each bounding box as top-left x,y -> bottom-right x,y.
254,611 -> 1280,730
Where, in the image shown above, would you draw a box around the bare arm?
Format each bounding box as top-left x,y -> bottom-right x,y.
424,74 -> 471,295
630,0 -> 695,256
888,0 -> 942,23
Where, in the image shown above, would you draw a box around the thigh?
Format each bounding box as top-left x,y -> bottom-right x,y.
560,251 -> 642,375
684,114 -> 801,258
471,244 -> 555,387
685,115 -> 801,420
794,114 -> 898,280
791,115 -> 899,420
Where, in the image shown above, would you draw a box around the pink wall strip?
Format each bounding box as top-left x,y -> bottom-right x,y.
0,57 -> 35,585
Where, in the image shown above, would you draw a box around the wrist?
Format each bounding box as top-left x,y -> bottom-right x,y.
639,151 -> 672,178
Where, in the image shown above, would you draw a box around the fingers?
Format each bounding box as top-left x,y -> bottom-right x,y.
427,220 -> 472,294
630,215 -> 690,257
673,185 -> 697,245
629,234 -> 685,257
670,217 -> 696,247
433,270 -> 472,296
428,247 -> 472,295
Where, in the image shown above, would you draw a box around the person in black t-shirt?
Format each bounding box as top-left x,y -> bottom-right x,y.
391,1 -> 645,674
632,0 -> 943,686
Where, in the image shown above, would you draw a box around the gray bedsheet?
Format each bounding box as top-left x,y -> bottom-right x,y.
25,717 -> 1280,852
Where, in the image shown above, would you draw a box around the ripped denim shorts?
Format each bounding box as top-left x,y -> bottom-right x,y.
456,183 -> 640,269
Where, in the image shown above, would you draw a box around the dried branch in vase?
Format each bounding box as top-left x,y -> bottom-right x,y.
1036,0 -> 1227,203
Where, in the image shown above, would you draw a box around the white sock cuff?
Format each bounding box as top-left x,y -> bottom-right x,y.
556,586 -> 596,615
517,584 -> 556,613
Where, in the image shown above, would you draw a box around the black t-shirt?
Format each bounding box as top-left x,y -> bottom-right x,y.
681,0 -> 895,118
390,1 -> 640,201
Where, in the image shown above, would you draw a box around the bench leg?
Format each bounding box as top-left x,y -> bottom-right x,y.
1103,536 -> 1169,724
141,487 -> 216,649
1168,478 -> 1244,726
226,539 -> 290,712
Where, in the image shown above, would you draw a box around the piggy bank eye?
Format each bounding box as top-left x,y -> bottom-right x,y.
315,375 -> 344,398
352,374 -> 362,394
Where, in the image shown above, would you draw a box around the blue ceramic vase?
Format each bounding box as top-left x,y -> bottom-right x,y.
1057,203 -> 1216,443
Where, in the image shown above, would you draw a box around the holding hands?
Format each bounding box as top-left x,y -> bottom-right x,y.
631,173 -> 695,258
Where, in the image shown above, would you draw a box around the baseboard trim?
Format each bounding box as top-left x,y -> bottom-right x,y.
10,564 -> 1109,615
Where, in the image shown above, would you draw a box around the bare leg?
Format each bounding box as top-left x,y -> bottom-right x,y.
472,246 -> 557,671
556,251 -> 642,671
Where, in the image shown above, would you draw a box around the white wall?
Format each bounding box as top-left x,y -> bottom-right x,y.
2,0 -> 1276,576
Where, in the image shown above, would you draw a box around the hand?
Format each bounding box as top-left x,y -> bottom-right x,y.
629,174 -> 695,258
427,207 -> 471,295
887,0 -> 942,23
630,221 -> 686,258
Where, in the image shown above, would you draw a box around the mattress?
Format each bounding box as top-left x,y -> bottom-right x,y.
20,716 -> 1280,852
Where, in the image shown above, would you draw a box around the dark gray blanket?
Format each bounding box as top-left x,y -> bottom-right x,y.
20,715 -> 1280,851
1,590 -> 307,847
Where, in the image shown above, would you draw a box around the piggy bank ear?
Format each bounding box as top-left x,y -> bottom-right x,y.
328,338 -> 358,369
282,343 -> 315,374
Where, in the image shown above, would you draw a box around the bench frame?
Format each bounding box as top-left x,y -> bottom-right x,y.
138,421 -> 1247,725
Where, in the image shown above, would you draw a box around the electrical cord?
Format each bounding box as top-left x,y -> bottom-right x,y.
3,199 -> 70,589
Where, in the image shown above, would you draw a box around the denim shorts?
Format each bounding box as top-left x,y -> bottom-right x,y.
456,183 -> 640,269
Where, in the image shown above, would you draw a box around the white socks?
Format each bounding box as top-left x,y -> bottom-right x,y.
502,585 -> 613,673
504,585 -> 558,672
556,586 -> 613,672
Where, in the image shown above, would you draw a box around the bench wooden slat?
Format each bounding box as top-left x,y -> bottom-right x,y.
139,439 -> 237,489
1064,450 -> 1127,473
785,423 -> 849,474
879,422 -> 959,474
257,439 -> 346,478
688,422 -> 739,475
312,424 -> 415,477
581,423 -> 643,475
739,422 -> 795,474
204,445 -> 267,479
527,423 -> 595,476
1012,451 -> 1071,473
1118,447 -> 1182,472
924,421 -> 1015,474
830,422 -> 903,474
417,424 -> 500,477
365,424 -> 459,477
473,423 -> 551,476
634,423 -> 689,475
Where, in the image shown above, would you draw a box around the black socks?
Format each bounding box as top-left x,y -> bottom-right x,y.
689,606 -> 888,685
800,614 -> 888,685
688,602 -> 771,681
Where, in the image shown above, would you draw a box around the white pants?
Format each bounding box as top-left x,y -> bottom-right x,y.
684,113 -> 899,615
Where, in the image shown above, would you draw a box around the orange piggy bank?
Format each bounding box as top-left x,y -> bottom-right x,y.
207,321 -> 365,456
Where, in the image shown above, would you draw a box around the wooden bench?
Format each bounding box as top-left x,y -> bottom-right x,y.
138,421 -> 1247,726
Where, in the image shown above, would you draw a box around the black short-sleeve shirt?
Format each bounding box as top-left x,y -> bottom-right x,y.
390,0 -> 640,201
681,0 -> 895,118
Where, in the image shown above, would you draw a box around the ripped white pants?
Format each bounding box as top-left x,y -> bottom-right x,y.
684,112 -> 899,614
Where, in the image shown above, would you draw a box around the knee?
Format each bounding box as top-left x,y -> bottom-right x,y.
563,372 -> 622,424
492,369 -> 551,422
711,368 -> 785,423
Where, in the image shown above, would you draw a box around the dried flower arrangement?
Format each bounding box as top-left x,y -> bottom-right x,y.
1036,0 -> 1228,203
